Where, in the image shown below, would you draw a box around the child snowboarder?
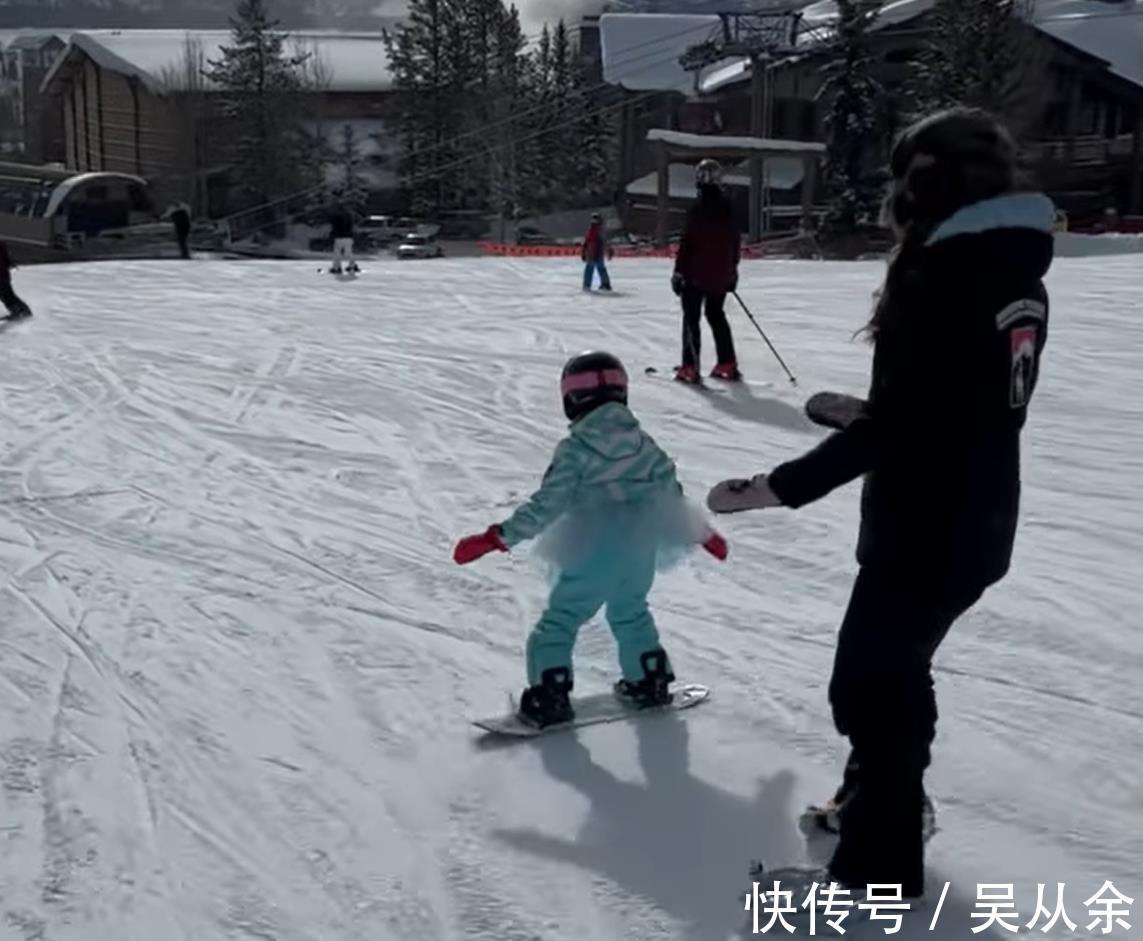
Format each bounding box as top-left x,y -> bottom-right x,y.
453,351 -> 728,728
581,213 -> 613,291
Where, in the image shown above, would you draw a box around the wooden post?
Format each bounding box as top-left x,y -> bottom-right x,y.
801,155 -> 817,231
1065,78 -> 1083,164
656,141 -> 669,247
1130,108 -> 1143,215
749,55 -> 763,242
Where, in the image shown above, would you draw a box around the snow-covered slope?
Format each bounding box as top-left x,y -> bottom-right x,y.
1,255 -> 1139,940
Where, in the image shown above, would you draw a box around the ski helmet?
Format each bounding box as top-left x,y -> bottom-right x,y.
560,351 -> 628,421
695,158 -> 723,188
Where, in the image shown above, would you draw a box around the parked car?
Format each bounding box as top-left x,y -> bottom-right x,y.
396,233 -> 444,259
515,225 -> 552,245
358,215 -> 402,246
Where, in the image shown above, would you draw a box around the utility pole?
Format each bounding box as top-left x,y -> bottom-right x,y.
749,54 -> 764,241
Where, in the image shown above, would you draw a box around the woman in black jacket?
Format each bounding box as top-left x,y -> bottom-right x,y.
708,108 -> 1054,898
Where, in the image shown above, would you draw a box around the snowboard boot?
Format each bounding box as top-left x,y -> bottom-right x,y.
348,262 -> 360,273
517,667 -> 574,729
801,777 -> 937,843
615,649 -> 675,707
711,361 -> 742,381
674,365 -> 700,385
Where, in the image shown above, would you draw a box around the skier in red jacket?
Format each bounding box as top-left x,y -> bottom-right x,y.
672,159 -> 741,382
581,213 -> 613,291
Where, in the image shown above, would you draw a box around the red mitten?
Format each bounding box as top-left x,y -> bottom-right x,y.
453,525 -> 508,564
702,531 -> 728,561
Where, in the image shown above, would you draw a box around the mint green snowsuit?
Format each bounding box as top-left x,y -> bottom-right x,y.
500,402 -> 701,685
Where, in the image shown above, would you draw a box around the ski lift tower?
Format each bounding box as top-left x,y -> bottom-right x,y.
679,9 -> 812,240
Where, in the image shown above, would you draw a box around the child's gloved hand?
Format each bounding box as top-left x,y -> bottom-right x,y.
453,525 -> 508,564
702,530 -> 728,560
671,271 -> 685,296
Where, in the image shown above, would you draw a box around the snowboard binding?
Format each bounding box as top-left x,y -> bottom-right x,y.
517,667 -> 574,729
614,649 -> 675,708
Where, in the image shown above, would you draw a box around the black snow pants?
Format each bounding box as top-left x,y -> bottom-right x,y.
174,216 -> 191,259
826,564 -> 984,898
681,288 -> 737,369
0,273 -> 29,317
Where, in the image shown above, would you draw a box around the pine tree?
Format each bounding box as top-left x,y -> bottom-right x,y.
517,19 -> 614,213
489,4 -> 528,221
821,0 -> 885,234
383,0 -> 457,215
911,0 -> 1041,135
205,0 -> 312,209
569,54 -> 614,207
385,0 -> 533,218
332,124 -> 369,211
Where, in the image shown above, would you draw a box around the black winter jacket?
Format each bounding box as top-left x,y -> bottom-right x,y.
768,193 -> 1055,587
329,208 -> 354,239
674,190 -> 740,294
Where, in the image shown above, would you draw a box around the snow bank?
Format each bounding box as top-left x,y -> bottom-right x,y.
1054,231 -> 1143,257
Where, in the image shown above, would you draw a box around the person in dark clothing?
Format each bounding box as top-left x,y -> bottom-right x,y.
581,212 -> 612,291
328,204 -> 358,274
170,202 -> 191,259
672,159 -> 741,383
0,241 -> 32,318
707,108 -> 1054,899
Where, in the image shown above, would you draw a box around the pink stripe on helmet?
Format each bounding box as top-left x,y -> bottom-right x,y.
561,368 -> 627,396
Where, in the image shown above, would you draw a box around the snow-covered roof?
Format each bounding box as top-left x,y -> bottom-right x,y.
41,29 -> 391,97
625,158 -> 806,197
599,14 -> 728,91
1036,0 -> 1143,90
4,32 -> 65,52
802,0 -> 1143,89
606,0 -> 1143,95
648,128 -> 826,154
43,171 -> 148,218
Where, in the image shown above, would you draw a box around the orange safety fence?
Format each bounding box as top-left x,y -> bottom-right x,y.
477,242 -> 771,258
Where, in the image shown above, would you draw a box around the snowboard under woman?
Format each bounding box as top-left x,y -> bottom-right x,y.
453,351 -> 728,728
708,108 -> 1054,902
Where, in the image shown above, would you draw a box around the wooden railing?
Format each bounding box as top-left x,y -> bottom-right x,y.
1024,133 -> 1139,166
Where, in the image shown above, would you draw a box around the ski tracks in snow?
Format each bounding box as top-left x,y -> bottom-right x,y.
0,256 -> 1139,939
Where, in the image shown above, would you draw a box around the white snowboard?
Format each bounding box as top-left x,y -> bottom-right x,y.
472,683 -> 710,737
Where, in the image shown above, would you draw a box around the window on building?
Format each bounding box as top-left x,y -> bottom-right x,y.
128,183 -> 152,213
885,47 -> 919,64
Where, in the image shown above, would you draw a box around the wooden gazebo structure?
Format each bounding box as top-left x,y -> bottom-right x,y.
647,129 -> 825,245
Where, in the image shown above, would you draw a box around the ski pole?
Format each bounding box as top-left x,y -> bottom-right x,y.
732,291 -> 797,386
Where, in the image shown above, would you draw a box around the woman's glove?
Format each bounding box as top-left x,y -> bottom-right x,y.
706,475 -> 782,514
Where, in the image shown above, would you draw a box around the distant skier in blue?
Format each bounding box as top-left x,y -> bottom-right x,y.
581,213 -> 613,291
453,351 -> 728,728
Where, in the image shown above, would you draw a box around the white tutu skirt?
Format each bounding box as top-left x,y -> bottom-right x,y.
533,491 -> 711,581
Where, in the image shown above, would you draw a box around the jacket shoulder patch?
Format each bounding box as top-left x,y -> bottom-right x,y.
996,298 -> 1046,330
1009,325 -> 1039,408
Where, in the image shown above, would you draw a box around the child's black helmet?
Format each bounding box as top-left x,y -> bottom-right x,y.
561,351 -> 628,421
